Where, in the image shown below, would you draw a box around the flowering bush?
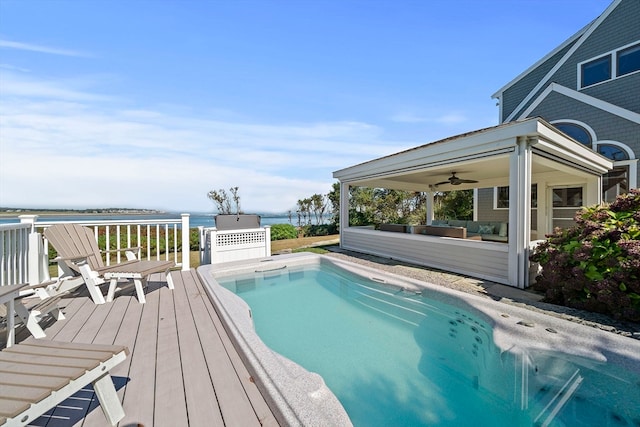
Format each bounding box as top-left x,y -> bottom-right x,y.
530,189 -> 640,322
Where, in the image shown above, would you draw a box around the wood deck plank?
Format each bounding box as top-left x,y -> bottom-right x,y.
74,296 -> 139,427
171,270 -> 226,426
117,285 -> 161,426
153,285 -> 189,426
195,270 -> 280,426
183,269 -> 269,426
12,271 -> 279,427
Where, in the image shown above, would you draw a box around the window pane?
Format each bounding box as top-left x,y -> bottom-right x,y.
598,144 -> 629,161
553,187 -> 583,207
602,167 -> 628,203
617,44 -> 640,76
554,123 -> 592,146
496,184 -> 537,208
581,55 -> 611,87
497,187 -> 509,208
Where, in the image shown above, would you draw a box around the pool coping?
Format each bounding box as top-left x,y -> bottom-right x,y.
198,253 -> 640,426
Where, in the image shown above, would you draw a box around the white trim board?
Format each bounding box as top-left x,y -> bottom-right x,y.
518,82 -> 640,124
502,0 -> 623,123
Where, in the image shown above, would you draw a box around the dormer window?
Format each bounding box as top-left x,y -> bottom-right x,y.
581,55 -> 611,87
617,43 -> 640,77
579,41 -> 640,89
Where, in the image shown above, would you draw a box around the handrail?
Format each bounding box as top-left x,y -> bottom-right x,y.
1,214 -> 191,287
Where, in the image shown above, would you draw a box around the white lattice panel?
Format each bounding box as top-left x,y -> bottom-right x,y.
216,231 -> 265,247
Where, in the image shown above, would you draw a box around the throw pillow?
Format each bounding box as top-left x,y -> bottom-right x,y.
499,222 -> 508,237
478,224 -> 495,234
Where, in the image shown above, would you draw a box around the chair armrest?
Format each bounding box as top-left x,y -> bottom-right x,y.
53,253 -> 93,262
101,246 -> 141,254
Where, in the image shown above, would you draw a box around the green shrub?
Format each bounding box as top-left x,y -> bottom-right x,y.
301,224 -> 338,237
270,223 -> 298,240
530,189 -> 640,322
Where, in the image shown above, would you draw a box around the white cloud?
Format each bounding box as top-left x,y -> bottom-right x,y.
0,72 -> 414,212
0,39 -> 90,57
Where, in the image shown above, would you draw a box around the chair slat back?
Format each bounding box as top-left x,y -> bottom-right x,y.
44,224 -> 105,272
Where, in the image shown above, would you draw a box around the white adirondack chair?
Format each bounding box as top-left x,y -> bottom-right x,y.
44,224 -> 174,304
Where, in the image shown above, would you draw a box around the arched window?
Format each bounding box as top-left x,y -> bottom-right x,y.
598,144 -> 630,161
553,123 -> 592,146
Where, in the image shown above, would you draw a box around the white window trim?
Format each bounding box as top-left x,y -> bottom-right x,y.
551,185 -> 585,208
493,185 -> 538,210
578,40 -> 640,90
550,119 -> 597,150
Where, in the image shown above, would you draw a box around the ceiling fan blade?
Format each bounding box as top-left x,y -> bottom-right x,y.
435,180 -> 451,185
457,179 -> 479,183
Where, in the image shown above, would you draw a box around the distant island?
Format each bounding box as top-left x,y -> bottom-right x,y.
0,207 -> 165,216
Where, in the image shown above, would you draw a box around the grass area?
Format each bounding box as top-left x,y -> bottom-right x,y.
48,235 -> 340,274
270,234 -> 339,253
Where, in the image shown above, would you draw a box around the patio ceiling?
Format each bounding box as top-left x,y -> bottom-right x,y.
333,118 -> 613,192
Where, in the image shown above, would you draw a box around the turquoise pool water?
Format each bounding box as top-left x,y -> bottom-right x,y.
217,263 -> 640,427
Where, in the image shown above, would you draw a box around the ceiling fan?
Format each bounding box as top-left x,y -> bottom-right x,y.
435,172 -> 479,186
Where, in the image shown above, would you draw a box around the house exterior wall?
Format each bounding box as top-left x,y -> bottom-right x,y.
501,41 -> 576,121
528,91 -> 640,185
488,0 -> 639,227
505,0 -> 640,119
477,188 -> 538,230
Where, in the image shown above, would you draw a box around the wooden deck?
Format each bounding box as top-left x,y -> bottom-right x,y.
5,270 -> 279,427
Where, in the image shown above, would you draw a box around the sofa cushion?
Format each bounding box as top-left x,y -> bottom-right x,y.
432,220 -> 449,226
448,220 -> 467,228
466,222 -> 480,233
478,224 -> 495,234
498,222 -> 508,237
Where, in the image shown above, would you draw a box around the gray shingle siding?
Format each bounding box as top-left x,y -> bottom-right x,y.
500,42 -> 576,122
528,91 -> 640,184
582,73 -> 640,113
570,0 -> 640,68
503,0 -> 640,121
476,188 -> 538,229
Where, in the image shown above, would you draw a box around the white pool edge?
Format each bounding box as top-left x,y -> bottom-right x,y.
198,253 -> 640,426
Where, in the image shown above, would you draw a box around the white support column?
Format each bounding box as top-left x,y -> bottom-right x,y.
508,137 -> 532,288
535,178 -> 548,240
339,182 -> 350,247
473,188 -> 479,221
181,213 -> 190,271
585,175 -> 603,206
426,191 -> 434,225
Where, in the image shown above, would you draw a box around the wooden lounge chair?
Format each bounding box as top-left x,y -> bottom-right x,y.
0,281 -> 66,344
44,223 -> 175,304
0,339 -> 129,426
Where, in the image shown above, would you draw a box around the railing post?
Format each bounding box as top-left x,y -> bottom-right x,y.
19,215 -> 38,233
181,213 -> 190,271
264,225 -> 271,256
28,232 -> 47,284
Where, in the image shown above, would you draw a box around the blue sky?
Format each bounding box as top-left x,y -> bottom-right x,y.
0,0 -> 612,213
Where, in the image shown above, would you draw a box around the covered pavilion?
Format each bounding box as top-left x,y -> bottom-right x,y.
333,117 -> 613,288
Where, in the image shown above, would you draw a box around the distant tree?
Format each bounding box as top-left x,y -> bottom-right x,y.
327,182 -> 341,226
207,187 -> 242,214
310,193 -> 328,224
435,190 -> 473,220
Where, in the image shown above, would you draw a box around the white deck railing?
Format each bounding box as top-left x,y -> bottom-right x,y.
0,214 -> 191,287
0,222 -> 32,286
199,226 -> 271,265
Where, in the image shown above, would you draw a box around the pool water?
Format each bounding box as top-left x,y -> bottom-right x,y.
217,263 -> 640,427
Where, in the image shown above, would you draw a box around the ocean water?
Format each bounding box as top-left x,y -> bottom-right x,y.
0,213 -> 303,228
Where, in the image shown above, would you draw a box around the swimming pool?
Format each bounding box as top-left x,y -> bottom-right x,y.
199,253 -> 640,427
